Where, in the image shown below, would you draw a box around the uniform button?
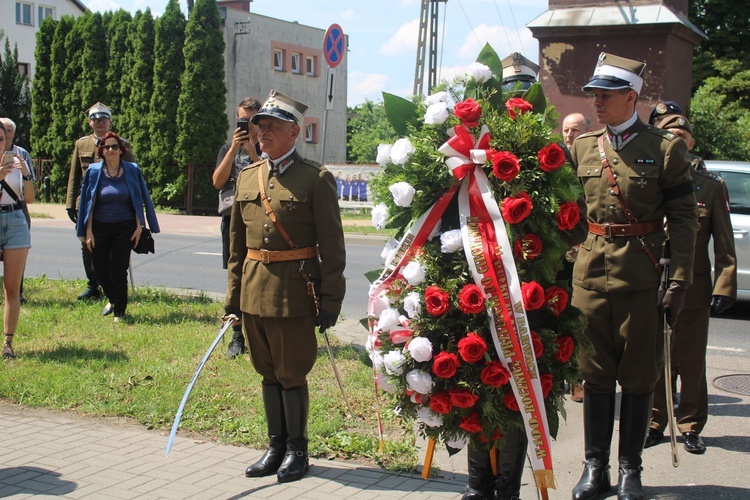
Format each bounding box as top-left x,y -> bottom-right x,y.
264,237 -> 269,244
610,190 -> 616,196
264,224 -> 270,231
613,173 -> 617,179
267,197 -> 272,202
586,170 -> 591,175
613,159 -> 619,165
609,205 -> 616,213
269,183 -> 274,189
289,195 -> 294,200
594,169 -> 599,173
641,171 -> 646,176
265,211 -> 269,216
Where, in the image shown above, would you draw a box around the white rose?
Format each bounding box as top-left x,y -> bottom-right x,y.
390,138 -> 415,165
468,62 -> 492,83
407,336 -> 433,362
440,229 -> 464,253
377,307 -> 401,332
370,351 -> 385,371
417,407 -> 444,428
406,369 -> 434,395
424,91 -> 450,106
376,371 -> 396,394
389,181 -> 416,207
446,436 -> 469,451
403,291 -> 421,318
383,350 -> 407,375
381,238 -> 399,264
376,144 -> 392,166
424,102 -> 450,125
401,261 -> 425,285
370,292 -> 390,317
371,203 -> 389,229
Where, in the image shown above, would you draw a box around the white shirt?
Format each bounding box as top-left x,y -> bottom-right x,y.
0,158 -> 23,205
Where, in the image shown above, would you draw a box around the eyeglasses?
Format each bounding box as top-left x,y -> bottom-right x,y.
103,144 -> 120,151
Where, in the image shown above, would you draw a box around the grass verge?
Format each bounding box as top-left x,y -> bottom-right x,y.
1,277 -> 417,471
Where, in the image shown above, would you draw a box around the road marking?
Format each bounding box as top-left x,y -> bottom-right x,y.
195,252 -> 222,256
707,345 -> 745,353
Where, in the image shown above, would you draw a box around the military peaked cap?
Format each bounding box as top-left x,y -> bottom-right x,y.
583,52 -> 646,95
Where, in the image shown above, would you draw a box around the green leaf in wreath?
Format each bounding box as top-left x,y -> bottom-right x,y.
364,268 -> 385,284
476,43 -> 504,83
359,317 -> 372,332
383,92 -> 419,137
523,83 -> 547,114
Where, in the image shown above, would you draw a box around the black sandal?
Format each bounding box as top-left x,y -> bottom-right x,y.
2,333 -> 15,359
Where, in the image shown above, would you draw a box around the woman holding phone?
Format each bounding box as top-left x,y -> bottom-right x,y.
0,121 -> 34,359
76,132 -> 159,322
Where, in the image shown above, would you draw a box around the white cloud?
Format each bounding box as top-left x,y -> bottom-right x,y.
348,71 -> 389,105
340,8 -> 355,20
455,24 -> 538,64
378,19 -> 420,56
86,0 -> 127,12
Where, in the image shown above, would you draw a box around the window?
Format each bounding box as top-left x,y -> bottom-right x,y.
18,63 -> 30,76
16,2 -> 33,25
305,123 -> 317,143
273,49 -> 284,71
306,56 -> 316,76
291,53 -> 300,74
38,5 -> 55,22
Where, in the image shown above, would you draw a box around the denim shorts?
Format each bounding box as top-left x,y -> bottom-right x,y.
0,209 -> 31,253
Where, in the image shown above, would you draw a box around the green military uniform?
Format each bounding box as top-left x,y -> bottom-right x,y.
226,151 -> 346,387
651,159 -> 736,434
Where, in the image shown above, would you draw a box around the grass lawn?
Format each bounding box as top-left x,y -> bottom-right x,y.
0,277 -> 417,471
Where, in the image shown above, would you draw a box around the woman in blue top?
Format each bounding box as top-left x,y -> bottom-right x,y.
76,132 -> 159,321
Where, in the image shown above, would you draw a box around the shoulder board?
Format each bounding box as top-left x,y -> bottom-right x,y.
643,125 -> 678,142
578,128 -> 604,140
297,156 -> 323,169
696,169 -> 721,181
241,158 -> 266,172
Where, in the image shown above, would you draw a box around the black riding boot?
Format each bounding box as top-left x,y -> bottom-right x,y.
572,390 -> 615,500
226,326 -> 246,358
617,393 -> 652,500
277,385 -> 310,483
496,427 -> 528,500
245,384 -> 287,477
462,444 -> 496,499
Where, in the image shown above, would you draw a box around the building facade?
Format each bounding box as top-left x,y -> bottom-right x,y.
219,1 -> 348,164
1,0 -> 87,81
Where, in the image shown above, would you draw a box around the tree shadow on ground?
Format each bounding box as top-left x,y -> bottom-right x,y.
0,466 -> 77,496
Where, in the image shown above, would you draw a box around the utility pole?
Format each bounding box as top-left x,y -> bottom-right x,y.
413,0 -> 447,96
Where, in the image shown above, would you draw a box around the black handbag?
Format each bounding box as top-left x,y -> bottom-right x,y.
133,227 -> 155,254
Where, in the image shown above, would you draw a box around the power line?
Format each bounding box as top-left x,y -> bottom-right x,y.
454,0 -> 482,48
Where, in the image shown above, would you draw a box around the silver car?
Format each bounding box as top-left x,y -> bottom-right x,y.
704,160 -> 750,301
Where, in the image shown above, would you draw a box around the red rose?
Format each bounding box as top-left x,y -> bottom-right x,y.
554,336 -> 575,363
531,331 -> 544,358
501,192 -> 533,224
491,151 -> 521,182
458,284 -> 486,314
480,361 -> 511,387
545,286 -> 569,317
459,411 -> 483,433
454,98 -> 482,127
432,351 -> 460,378
504,390 -> 520,412
449,387 -> 480,408
537,143 -> 566,172
513,233 -> 543,261
429,391 -> 453,414
556,201 -> 581,231
521,281 -> 545,310
541,373 -> 554,398
505,97 -> 533,119
457,332 -> 488,363
425,285 -> 450,316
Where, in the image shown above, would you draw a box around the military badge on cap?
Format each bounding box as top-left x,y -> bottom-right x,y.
654,113 -> 692,136
583,52 -> 646,95
250,90 -> 308,125
87,102 -> 112,120
648,101 -> 683,125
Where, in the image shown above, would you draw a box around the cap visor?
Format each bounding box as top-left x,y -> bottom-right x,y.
583,77 -> 631,92
90,113 -> 110,119
250,109 -> 297,125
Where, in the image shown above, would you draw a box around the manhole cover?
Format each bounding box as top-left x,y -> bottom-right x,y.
712,374 -> 750,396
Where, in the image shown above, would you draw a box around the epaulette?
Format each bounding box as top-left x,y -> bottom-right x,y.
695,169 -> 721,182
297,156 -> 323,169
242,158 -> 267,172
578,128 -> 604,140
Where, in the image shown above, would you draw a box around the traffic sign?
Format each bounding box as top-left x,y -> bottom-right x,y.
324,24 -> 345,68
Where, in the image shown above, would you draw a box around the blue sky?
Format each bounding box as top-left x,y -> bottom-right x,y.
84,0 -> 548,106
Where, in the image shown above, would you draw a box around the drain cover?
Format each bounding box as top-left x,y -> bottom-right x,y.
712,374 -> 750,396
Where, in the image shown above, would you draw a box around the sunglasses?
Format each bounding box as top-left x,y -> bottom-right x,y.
103,144 -> 120,151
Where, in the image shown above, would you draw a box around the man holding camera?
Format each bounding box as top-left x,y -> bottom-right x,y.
65,103 -> 135,301
213,97 -> 262,358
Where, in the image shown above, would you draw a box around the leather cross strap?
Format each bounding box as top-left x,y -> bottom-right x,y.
258,163 -> 296,249
596,135 -> 663,275
588,220 -> 663,238
247,247 -> 318,264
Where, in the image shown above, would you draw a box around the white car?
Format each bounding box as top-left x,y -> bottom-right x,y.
704,160 -> 750,301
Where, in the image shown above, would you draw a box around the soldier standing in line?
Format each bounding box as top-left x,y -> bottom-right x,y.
65,103 -> 135,301
645,113 -> 736,455
225,90 -> 346,483
569,53 -> 697,500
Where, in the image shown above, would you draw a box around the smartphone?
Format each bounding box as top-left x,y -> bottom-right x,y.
236,119 -> 250,134
2,151 -> 14,166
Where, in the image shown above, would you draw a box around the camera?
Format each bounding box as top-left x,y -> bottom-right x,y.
236,119 -> 249,134
2,151 -> 15,167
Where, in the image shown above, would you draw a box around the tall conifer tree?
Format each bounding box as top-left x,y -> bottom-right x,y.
0,37 -> 31,148
31,17 -> 57,159
48,15 -> 75,196
105,10 -> 133,115
124,9 -> 155,168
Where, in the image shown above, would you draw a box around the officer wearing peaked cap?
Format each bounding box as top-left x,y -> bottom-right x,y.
66,102 -> 135,301
226,90 -> 346,484
501,52 -> 540,94
646,113 -> 736,456
648,100 -> 683,126
569,53 -> 697,500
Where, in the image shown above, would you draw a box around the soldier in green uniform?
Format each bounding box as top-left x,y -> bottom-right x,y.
225,90 -> 346,483
569,53 -> 697,500
646,113 -> 737,455
65,103 -> 136,301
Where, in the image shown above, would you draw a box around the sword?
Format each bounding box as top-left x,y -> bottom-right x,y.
165,318 -> 235,456
659,248 -> 680,468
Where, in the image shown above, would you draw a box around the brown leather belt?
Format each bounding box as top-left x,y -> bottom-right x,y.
588,220 -> 663,238
246,246 -> 318,264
